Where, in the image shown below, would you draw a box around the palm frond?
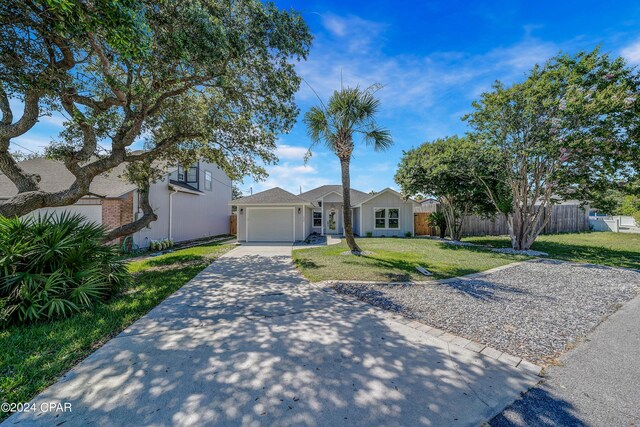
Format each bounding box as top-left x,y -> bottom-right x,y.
303,82 -> 393,158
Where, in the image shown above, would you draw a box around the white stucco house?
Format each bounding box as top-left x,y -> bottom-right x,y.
0,157 -> 232,248
231,185 -> 418,242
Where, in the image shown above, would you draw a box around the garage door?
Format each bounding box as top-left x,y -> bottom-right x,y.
247,208 -> 295,242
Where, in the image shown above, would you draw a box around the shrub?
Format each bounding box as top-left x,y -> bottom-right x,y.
366,232 -> 373,237
0,213 -> 131,325
405,231 -> 412,237
427,212 -> 448,239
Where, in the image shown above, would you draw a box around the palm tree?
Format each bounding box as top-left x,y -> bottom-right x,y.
303,85 -> 392,253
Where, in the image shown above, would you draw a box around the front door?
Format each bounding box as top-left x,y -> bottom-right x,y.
325,208 -> 340,234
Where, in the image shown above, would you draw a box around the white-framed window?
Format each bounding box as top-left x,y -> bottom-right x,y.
313,210 -> 322,227
204,170 -> 212,191
374,208 -> 400,229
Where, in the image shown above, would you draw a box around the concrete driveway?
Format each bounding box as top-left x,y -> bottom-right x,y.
4,244 -> 539,427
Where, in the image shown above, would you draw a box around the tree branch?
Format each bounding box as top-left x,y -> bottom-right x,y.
102,185 -> 157,242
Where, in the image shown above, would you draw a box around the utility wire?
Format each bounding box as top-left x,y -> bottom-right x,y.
10,141 -> 38,154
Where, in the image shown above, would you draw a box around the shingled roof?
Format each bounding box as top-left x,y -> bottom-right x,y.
0,158 -> 138,198
299,185 -> 370,204
231,187 -> 308,205
231,185 -> 377,206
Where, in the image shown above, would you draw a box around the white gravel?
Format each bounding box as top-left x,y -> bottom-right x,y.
333,259 -> 640,364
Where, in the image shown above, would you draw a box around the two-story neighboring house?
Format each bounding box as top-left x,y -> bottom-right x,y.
0,157 -> 232,248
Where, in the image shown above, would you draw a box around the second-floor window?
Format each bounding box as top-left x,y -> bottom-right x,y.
204,171 -> 212,191
177,164 -> 200,190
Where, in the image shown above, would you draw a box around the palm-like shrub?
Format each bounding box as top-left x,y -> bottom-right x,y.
0,213 -> 131,325
427,212 -> 448,239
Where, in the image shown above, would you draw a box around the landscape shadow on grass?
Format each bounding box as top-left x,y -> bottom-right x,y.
467,236 -> 640,270
144,254 -> 206,267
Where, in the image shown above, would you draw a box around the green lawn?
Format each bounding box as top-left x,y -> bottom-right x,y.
465,232 -> 640,270
293,238 -> 530,282
0,241 -> 233,417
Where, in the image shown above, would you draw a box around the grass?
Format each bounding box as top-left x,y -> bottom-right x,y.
465,232 -> 640,270
0,241 -> 233,416
293,237 -> 530,282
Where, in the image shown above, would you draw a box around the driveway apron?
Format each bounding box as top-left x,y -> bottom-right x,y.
4,244 -> 539,427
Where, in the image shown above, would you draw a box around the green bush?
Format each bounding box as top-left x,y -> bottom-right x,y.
149,238 -> 174,252
427,212 -> 448,239
0,213 -> 131,326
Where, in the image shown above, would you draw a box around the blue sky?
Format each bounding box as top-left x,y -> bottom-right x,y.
10,1 -> 640,195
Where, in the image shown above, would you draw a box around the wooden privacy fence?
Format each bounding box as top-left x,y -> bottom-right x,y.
230,214 -> 237,235
413,212 -> 439,236
413,204 -> 589,237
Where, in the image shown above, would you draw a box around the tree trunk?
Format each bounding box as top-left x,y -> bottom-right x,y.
439,224 -> 447,239
507,204 -> 552,250
339,157 -> 361,253
441,199 -> 463,241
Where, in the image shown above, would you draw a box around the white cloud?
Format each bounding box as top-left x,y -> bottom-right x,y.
321,15 -> 347,37
296,25 -> 561,114
10,135 -> 51,153
40,113 -> 67,128
621,40 -> 640,64
252,162 -> 330,194
275,144 -> 308,160
319,14 -> 387,53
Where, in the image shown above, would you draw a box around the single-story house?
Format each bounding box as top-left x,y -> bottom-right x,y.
0,157 -> 232,248
231,185 -> 419,242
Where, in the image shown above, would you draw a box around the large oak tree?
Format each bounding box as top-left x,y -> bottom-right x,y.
0,0 -> 311,240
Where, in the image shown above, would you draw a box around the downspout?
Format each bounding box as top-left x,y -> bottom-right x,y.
168,187 -> 178,240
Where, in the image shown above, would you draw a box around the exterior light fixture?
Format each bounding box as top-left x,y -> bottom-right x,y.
240,208 -> 244,214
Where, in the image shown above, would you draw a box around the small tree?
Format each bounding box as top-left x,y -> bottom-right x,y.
395,136 -> 498,241
304,85 -> 392,253
465,49 -> 640,250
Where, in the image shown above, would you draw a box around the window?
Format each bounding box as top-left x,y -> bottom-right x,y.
375,208 -> 386,229
204,171 -> 212,191
388,208 -> 399,229
313,210 -> 322,227
374,208 -> 400,229
186,166 -> 198,184
175,164 -> 200,190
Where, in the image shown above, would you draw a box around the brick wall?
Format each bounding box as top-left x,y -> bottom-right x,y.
101,191 -> 134,243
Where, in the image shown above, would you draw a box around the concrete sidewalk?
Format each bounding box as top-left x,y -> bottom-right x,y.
491,294 -> 640,426
4,244 -> 539,427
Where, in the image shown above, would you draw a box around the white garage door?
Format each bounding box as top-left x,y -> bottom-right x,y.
247,208 -> 294,242
24,205 -> 103,225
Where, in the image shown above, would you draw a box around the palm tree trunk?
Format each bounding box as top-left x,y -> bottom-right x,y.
340,157 -> 362,253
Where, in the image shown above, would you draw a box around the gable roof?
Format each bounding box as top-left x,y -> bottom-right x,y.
0,158 -> 138,198
355,187 -> 420,206
231,187 -> 308,205
229,185 -> 416,207
299,185 -> 369,204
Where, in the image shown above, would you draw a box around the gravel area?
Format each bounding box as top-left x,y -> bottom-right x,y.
333,259 -> 640,364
